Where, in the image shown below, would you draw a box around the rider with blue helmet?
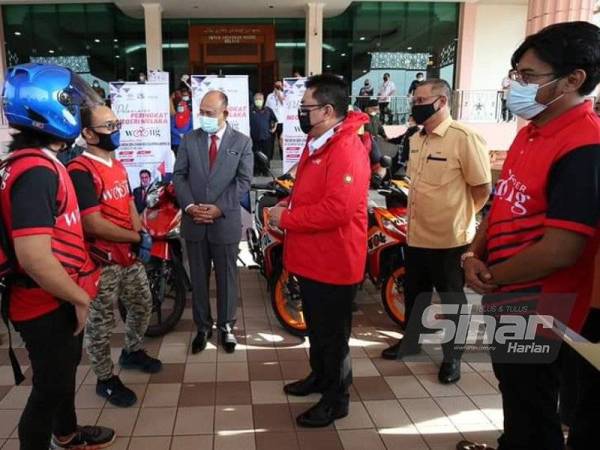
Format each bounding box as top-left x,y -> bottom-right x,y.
0,64 -> 115,449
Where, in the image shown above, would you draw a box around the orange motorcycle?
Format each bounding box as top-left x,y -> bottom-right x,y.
366,178 -> 409,328
247,173 -> 306,336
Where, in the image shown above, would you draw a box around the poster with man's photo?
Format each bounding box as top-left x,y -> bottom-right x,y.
109,82 -> 173,188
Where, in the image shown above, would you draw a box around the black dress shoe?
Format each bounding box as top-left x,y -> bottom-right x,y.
220,330 -> 237,354
381,339 -> 421,360
191,330 -> 213,354
283,373 -> 324,396
296,398 -> 349,428
438,359 -> 461,384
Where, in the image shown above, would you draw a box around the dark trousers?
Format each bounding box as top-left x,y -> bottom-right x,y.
252,138 -> 273,174
402,245 -> 468,360
378,102 -> 391,124
567,308 -> 600,450
186,239 -> 239,333
14,303 -> 82,450
298,277 -> 358,405
493,351 -> 565,450
274,123 -> 283,159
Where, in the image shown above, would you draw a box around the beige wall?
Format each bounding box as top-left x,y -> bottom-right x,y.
469,2 -> 528,91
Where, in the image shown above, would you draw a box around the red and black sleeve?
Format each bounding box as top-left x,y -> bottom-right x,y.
69,169 -> 100,215
546,145 -> 600,236
10,167 -> 58,237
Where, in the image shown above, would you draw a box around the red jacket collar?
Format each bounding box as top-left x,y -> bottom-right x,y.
307,111 -> 370,157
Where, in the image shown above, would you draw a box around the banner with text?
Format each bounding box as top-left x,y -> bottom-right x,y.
191,75 -> 250,137
282,78 -> 307,173
110,82 -> 173,189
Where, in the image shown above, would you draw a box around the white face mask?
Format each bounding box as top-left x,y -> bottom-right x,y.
506,78 -> 563,120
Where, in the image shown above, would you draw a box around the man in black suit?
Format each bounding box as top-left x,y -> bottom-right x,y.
133,169 -> 152,213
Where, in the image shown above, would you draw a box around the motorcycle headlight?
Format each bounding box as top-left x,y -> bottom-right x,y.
146,189 -> 161,209
167,225 -> 180,239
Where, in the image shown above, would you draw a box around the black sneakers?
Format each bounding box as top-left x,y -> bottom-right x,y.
96,375 -> 137,407
119,349 -> 163,373
51,425 -> 116,449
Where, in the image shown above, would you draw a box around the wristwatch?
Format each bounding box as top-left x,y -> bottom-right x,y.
460,251 -> 477,268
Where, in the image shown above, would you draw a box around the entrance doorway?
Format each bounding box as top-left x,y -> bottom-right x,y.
188,25 -> 278,96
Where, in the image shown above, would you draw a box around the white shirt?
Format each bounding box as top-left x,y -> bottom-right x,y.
266,90 -> 285,123
185,124 -> 227,212
82,150 -> 113,167
207,123 -> 227,152
378,80 -> 397,103
308,126 -> 337,155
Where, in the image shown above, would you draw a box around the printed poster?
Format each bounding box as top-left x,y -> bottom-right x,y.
282,77 -> 307,173
109,82 -> 174,189
191,75 -> 250,137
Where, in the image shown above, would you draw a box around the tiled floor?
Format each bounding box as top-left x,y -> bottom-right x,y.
0,269 -> 503,450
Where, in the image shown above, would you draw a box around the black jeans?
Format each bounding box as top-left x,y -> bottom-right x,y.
493,350 -> 565,450
402,245 -> 469,360
14,303 -> 82,450
567,308 -> 600,450
298,277 -> 358,406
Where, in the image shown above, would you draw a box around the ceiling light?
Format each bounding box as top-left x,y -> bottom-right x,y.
114,38 -> 118,43
116,55 -> 120,59
14,31 -> 21,36
359,36 -> 366,41
326,64 -> 331,69
362,70 -> 367,73
130,67 -> 135,71
94,38 -> 100,43
407,46 -> 413,50
48,49 -> 55,54
341,53 -> 346,57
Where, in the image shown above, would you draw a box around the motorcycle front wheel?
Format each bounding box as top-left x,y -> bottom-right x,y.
271,269 -> 308,337
118,256 -> 187,337
381,266 -> 407,328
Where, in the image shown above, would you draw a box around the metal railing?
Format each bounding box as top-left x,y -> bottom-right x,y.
351,90 -> 515,124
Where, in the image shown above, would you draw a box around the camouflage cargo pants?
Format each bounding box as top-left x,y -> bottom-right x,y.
85,262 -> 152,380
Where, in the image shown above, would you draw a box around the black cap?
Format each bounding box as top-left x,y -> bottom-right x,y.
366,99 -> 379,108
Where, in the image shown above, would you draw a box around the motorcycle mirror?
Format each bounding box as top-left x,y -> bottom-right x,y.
380,155 -> 392,168
256,151 -> 270,167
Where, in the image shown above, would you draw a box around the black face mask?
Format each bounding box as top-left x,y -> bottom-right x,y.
90,130 -> 120,152
298,109 -> 313,134
411,97 -> 440,125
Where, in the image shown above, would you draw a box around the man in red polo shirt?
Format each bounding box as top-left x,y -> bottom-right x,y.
458,22 -> 600,450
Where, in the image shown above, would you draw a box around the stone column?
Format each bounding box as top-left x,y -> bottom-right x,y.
305,2 -> 324,76
142,3 -> 163,71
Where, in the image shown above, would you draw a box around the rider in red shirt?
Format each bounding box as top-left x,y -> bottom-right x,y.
459,22 -> 600,450
0,63 -> 115,449
68,105 -> 162,408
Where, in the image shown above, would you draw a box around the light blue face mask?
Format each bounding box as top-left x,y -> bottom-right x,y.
506,78 -> 563,120
200,115 -> 220,134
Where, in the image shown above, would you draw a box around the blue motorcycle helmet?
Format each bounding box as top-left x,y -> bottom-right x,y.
2,63 -> 103,141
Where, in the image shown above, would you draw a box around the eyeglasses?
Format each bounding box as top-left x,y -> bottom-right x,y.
89,120 -> 122,132
299,104 -> 327,113
410,95 -> 441,106
509,69 -> 555,86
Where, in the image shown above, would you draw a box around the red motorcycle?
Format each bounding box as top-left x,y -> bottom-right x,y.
366,178 -> 409,328
118,180 -> 189,337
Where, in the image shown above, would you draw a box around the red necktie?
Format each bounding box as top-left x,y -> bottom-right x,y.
209,134 -> 218,170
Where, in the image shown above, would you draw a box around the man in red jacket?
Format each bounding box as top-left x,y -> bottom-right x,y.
270,74 -> 370,428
